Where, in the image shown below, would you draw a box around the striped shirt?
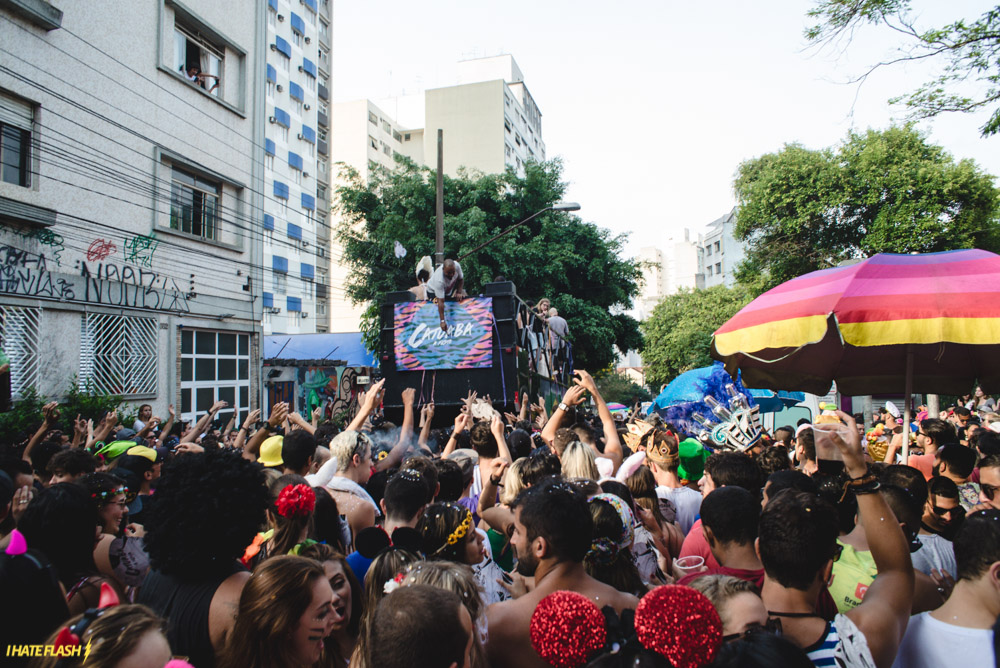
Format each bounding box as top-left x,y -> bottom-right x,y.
806,619 -> 840,667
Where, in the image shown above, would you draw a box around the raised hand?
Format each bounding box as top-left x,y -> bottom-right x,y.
573,369 -> 598,394
243,408 -> 261,429
402,387 -> 417,407
168,404 -> 176,418
454,412 -> 470,433
490,413 -> 505,439
561,384 -> 587,407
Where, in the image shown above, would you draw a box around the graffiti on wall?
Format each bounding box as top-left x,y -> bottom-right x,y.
297,366 -> 368,428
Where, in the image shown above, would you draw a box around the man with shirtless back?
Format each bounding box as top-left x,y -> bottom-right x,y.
486,478 -> 639,668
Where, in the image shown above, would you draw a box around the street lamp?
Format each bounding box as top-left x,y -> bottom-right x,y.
457,201 -> 581,262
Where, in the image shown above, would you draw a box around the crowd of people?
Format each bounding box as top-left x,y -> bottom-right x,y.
1,370 -> 999,668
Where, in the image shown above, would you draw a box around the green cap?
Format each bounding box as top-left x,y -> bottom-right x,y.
677,438 -> 707,483
95,440 -> 138,462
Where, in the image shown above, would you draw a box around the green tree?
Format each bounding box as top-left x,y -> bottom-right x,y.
641,285 -> 753,390
334,158 -> 642,371
734,125 -> 1000,294
807,1 -> 1000,136
594,371 -> 651,406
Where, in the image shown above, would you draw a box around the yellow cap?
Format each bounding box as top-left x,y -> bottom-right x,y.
258,435 -> 284,468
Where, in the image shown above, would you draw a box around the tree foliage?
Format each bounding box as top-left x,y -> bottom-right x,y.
594,371 -> 652,406
734,125 -> 1000,294
807,1 -> 1000,136
641,285 -> 754,391
334,158 -> 643,371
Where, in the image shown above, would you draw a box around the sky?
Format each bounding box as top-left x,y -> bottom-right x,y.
331,0 -> 1000,258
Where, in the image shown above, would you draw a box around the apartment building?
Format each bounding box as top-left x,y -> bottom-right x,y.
0,0 -> 267,424
327,54 -> 545,332
700,209 -> 744,288
261,0 -> 332,336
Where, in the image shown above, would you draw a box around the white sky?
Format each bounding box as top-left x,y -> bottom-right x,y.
331,0 -> 1000,257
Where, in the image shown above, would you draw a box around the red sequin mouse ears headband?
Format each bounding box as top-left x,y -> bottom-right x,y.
53,582 -> 121,654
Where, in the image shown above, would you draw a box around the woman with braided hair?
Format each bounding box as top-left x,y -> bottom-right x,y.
585,493 -> 647,598
418,501 -> 509,605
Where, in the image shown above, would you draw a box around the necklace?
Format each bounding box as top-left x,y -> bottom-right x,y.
767,610 -> 823,618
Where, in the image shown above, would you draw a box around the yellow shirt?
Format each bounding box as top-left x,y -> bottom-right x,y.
829,540 -> 877,614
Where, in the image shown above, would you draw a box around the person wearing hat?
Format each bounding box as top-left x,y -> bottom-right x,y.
257,435 -> 284,470
649,434 -> 702,535
113,447 -> 163,526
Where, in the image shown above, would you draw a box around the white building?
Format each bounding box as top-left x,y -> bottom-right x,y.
327,54 -> 546,332
261,0 -> 332,336
699,209 -> 745,288
636,229 -> 702,319
0,0 -> 267,425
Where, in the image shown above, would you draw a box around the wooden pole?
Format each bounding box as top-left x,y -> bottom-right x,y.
435,129 -> 444,267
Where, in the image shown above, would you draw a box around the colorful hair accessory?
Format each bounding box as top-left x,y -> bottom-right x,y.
634,585 -> 721,668
54,582 -> 122,653
383,571 -> 406,594
530,590 -> 606,668
5,529 -> 27,556
623,421 -> 655,453
589,493 -> 634,551
91,485 -> 127,503
444,510 -> 473,547
585,537 -> 619,566
646,430 -> 680,467
275,484 -> 316,519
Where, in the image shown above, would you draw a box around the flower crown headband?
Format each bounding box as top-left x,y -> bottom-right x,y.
90,485 -> 126,503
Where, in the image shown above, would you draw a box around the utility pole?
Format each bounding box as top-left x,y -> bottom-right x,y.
435,129 -> 444,266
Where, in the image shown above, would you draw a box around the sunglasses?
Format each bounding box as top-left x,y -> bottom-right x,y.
722,618 -> 782,643
932,505 -> 959,517
832,542 -> 844,562
982,483 -> 999,501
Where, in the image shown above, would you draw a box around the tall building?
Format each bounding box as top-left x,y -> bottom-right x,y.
699,209 -> 744,288
327,54 -> 545,332
0,0 -> 267,425
636,230 -> 702,319
261,0 -> 331,336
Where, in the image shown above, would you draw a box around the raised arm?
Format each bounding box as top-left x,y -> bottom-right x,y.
574,370 -> 623,473
233,409 -> 260,452
418,403 -> 434,450
478,458 -> 510,515
377,388 -> 416,472
346,379 -> 385,433
243,402 -> 287,462
23,402 -> 59,463
287,410 -> 317,435
490,414 -> 512,462
91,409 -> 118,446
155,405 -> 176,448
181,400 -> 227,443
540,384 -> 586,446
442,412 -> 469,458
836,411 -> 914,668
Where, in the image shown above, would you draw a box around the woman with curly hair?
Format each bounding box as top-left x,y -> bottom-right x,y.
585,493 -> 647,598
31,604 -> 172,668
78,472 -> 151,597
219,555 -> 338,668
18,483 -> 125,615
418,501 -> 508,605
350,547 -> 421,668
298,543 -> 362,667
137,450 -> 269,668
241,475 -> 317,568
401,561 -> 489,668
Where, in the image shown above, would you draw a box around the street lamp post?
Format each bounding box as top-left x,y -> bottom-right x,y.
457,201 -> 581,262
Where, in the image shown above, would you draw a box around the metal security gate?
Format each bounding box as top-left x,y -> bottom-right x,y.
0,305 -> 39,399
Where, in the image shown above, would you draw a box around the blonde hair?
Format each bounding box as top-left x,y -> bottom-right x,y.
499,458 -> 528,506
402,561 -> 488,668
351,549 -> 422,668
561,441 -> 599,480
33,604 -> 166,668
687,574 -> 760,630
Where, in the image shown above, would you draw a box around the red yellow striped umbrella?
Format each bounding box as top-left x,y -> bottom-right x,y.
710,249 -> 1000,397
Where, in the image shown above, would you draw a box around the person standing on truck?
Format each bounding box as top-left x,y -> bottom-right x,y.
427,258 -> 467,332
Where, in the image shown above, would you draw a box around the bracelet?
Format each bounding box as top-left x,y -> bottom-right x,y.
490,475 -> 502,485
839,469 -> 879,502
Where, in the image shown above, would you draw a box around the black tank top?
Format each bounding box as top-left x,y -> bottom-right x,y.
138,561 -> 246,668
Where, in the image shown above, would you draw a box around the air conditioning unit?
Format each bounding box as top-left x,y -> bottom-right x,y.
265,306 -> 282,314
277,84 -> 283,92
304,103 -> 310,110
305,36 -> 311,43
303,172 -> 310,178
278,14 -> 284,21
268,116 -> 276,123
299,239 -> 310,248
300,312 -> 309,318
270,44 -> 277,51
297,133 -> 304,140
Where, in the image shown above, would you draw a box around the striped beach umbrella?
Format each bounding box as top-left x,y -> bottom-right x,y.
711,249 -> 1000,398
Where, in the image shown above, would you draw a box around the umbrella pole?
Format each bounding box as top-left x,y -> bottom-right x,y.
902,348 -> 914,465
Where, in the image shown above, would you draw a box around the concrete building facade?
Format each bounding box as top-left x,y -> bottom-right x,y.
0,0 -> 267,425
261,0 -> 331,337
636,229 -> 702,319
699,208 -> 744,288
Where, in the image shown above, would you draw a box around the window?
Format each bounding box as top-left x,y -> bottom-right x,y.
381,119 -> 390,133
265,153 -> 274,170
266,80 -> 275,97
292,32 -> 303,48
707,266 -> 713,277
180,329 -> 251,426
0,91 -> 32,187
301,280 -> 313,299
174,27 -> 222,97
715,262 -> 722,274
381,141 -> 390,156
369,111 -> 377,125
319,18 -> 329,43
0,305 -> 39,399
305,141 -> 315,158
714,241 -> 721,253
369,135 -> 378,150
706,245 -> 712,257
268,7 -> 276,27
316,301 -> 327,316
170,166 -> 220,240
273,272 -> 287,294
278,54 -> 289,73
291,170 -> 301,185
80,313 -> 158,397
392,130 -> 402,142
404,133 -> 411,141
304,76 -> 315,92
